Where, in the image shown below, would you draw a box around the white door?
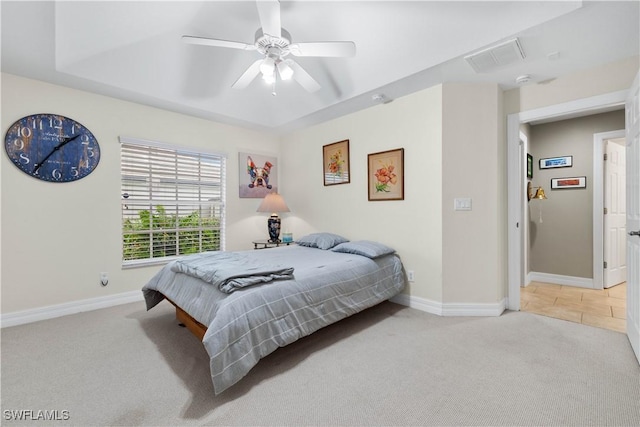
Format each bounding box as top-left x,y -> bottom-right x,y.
604,139 -> 627,288
625,70 -> 640,365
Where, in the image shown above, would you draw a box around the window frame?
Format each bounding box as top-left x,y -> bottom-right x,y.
119,136 -> 226,268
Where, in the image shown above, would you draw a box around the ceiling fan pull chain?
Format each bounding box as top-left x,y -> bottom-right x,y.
271,80 -> 277,97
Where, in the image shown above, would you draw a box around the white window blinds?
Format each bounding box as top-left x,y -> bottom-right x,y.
120,137 -> 225,265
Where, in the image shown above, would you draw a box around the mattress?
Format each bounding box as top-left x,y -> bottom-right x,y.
142,244 -> 405,394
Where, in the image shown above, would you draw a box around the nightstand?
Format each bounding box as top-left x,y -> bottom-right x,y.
252,240 -> 294,250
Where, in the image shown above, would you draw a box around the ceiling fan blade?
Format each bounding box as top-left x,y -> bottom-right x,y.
232,59 -> 263,89
290,41 -> 356,57
287,60 -> 320,93
182,35 -> 256,51
256,0 -> 281,38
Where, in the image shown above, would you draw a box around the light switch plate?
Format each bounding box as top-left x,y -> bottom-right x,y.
454,198 -> 472,211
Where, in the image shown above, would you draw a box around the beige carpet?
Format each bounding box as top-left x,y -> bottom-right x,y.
2,300 -> 639,426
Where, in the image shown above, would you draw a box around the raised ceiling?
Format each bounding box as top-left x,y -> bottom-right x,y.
2,1 -> 638,134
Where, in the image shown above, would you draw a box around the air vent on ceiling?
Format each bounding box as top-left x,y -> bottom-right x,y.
464,38 -> 525,73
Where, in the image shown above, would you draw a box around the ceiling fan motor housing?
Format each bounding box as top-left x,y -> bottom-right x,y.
255,28 -> 291,57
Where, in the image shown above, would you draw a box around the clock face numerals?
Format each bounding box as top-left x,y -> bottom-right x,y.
4,114 -> 100,182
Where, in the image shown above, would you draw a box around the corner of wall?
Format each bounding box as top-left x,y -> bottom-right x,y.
441,82 -> 505,305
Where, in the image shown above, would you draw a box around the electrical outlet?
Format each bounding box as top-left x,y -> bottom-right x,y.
100,272 -> 109,286
407,270 -> 415,282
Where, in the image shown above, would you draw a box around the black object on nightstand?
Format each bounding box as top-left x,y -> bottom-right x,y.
252,239 -> 294,250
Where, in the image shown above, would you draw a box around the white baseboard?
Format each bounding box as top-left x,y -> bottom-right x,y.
3,289 -> 507,328
528,271 -> 594,289
390,294 -> 506,317
1,291 -> 144,328
390,293 -> 444,315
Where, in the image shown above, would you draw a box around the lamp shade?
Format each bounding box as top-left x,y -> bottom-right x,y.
257,193 -> 290,214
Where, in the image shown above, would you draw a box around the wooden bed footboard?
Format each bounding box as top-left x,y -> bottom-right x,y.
164,296 -> 207,341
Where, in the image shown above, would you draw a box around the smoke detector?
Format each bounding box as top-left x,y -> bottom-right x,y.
372,93 -> 392,104
515,74 -> 532,85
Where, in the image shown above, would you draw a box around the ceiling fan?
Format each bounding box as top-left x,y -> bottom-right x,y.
182,0 -> 356,94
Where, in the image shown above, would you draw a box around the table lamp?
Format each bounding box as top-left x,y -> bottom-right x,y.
257,193 -> 290,243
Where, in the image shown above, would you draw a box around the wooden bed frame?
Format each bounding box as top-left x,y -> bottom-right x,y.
164,296 -> 207,341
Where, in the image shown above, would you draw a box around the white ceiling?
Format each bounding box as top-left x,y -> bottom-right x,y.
2,1 -> 638,135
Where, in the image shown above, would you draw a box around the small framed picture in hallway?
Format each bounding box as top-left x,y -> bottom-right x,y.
551,176 -> 586,189
539,155 -> 572,169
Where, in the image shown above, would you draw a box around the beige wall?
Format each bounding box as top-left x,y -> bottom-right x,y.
2,76 -> 508,313
528,110 -> 625,278
442,83 -> 505,304
504,56 -> 639,115
1,73 -> 280,313
280,86 -> 444,302
281,82 -> 507,306
2,56 -> 637,316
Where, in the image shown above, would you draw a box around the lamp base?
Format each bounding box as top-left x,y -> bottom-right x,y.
267,214 -> 281,243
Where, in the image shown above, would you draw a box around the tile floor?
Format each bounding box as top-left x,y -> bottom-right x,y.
521,281 -> 627,333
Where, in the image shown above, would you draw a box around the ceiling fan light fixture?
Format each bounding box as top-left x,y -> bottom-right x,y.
260,57 -> 276,84
277,60 -> 294,81
260,57 -> 276,76
262,69 -> 276,84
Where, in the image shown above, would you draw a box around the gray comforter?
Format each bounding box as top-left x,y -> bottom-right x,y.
143,245 -> 405,394
170,251 -> 294,293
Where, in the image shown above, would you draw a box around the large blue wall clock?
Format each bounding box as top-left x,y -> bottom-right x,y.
4,113 -> 100,182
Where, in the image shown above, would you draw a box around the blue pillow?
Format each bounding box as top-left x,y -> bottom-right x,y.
330,240 -> 396,258
296,233 -> 349,250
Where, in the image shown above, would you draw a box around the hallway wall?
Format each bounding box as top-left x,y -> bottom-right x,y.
528,110 -> 625,279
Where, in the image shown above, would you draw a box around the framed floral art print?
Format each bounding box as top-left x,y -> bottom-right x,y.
323,139 -> 350,186
368,148 -> 404,201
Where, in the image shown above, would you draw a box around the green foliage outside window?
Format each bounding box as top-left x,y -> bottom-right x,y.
123,205 -> 220,261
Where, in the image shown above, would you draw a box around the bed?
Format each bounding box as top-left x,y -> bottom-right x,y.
142,234 -> 406,394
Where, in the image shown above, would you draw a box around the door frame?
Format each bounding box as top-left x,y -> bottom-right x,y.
507,90 -> 628,310
593,129 -> 626,289
520,131 -> 529,286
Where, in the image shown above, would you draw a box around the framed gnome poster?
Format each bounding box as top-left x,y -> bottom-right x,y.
238,152 -> 279,198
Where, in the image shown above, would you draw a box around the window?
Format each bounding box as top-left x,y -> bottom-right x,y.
120,137 -> 225,266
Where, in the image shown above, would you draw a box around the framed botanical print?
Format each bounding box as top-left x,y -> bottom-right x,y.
323,139 -> 350,185
368,148 -> 404,201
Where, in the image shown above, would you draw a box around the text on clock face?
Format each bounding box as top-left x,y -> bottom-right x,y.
8,137 -> 97,164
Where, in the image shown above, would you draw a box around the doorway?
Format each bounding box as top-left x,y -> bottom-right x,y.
603,136 -> 627,288
517,117 -> 626,332
507,90 -> 628,310
594,130 -> 627,289
508,78 -> 639,365
524,114 -> 624,291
